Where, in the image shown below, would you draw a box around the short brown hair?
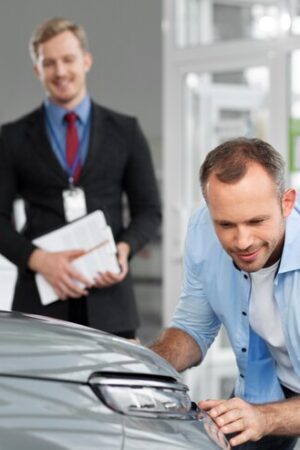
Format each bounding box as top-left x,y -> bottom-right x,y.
29,17 -> 88,62
200,137 -> 285,201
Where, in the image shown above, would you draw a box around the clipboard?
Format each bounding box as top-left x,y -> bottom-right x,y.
33,210 -> 120,305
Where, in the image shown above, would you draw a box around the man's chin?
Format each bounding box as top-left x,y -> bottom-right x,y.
53,94 -> 74,104
49,94 -> 78,108
232,256 -> 265,273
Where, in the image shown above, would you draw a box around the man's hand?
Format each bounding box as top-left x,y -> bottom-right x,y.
28,248 -> 94,300
199,398 -> 269,447
93,241 -> 130,288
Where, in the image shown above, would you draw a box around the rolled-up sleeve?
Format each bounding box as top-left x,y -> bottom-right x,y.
170,215 -> 221,359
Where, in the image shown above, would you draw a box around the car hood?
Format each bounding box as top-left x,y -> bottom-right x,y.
0,312 -> 179,383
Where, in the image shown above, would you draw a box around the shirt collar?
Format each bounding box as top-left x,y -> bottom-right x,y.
44,94 -> 92,126
278,202 -> 300,273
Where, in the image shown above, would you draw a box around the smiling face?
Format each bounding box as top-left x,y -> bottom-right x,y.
206,163 -> 296,272
34,30 -> 92,110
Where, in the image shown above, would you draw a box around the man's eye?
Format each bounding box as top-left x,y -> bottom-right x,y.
43,60 -> 54,68
249,219 -> 264,225
219,223 -> 233,229
64,56 -> 76,63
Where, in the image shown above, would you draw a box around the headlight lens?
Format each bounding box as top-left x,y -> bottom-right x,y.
89,375 -> 193,419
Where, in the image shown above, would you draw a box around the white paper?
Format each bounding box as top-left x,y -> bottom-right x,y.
33,210 -> 120,306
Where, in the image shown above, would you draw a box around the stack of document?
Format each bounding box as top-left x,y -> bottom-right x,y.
33,210 -> 120,305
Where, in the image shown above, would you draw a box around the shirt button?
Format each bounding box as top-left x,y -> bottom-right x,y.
243,274 -> 248,279
242,311 -> 247,316
242,348 -> 247,352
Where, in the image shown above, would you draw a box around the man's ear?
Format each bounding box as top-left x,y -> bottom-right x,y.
282,188 -> 297,218
33,64 -> 41,79
84,52 -> 93,73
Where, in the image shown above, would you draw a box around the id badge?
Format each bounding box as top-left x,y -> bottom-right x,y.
62,187 -> 87,222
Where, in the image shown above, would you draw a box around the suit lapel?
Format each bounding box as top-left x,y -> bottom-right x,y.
80,103 -> 106,180
25,106 -> 68,182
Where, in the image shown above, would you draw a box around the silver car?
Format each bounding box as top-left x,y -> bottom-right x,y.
0,311 -> 230,449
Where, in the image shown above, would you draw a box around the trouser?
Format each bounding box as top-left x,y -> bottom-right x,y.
226,384 -> 298,450
69,297 -> 136,338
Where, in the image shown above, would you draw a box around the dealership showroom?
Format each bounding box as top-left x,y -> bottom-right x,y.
0,1 -> 300,449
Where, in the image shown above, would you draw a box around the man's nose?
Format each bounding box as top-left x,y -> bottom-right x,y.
235,228 -> 254,250
54,61 -> 67,76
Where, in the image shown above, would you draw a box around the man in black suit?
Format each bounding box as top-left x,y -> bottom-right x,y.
0,18 -> 161,338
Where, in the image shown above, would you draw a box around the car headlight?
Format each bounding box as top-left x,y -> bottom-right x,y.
89,374 -> 194,419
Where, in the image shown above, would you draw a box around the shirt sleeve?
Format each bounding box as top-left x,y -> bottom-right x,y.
0,127 -> 37,270
117,118 -> 161,256
170,216 -> 221,359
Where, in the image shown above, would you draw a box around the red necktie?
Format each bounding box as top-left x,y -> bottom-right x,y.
64,112 -> 81,182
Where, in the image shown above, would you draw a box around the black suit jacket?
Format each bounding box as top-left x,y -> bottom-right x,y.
0,102 -> 161,333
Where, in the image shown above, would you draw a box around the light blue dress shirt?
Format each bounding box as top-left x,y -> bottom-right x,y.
171,202 -> 300,403
44,95 -> 92,175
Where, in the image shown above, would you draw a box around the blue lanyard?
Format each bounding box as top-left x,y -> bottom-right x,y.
45,111 -> 91,181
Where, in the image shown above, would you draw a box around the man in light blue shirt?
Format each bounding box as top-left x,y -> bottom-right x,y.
152,138 -> 300,449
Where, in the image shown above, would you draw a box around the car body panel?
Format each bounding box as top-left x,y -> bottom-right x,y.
0,376 -> 227,450
0,312 -> 178,382
123,415 -> 229,449
0,377 -> 123,450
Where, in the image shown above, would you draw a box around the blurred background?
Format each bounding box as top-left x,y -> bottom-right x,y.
0,0 -> 163,346
1,0 -> 300,416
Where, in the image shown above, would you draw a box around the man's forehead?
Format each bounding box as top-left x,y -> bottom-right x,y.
206,166 -> 281,221
37,31 -> 82,58
208,194 -> 278,226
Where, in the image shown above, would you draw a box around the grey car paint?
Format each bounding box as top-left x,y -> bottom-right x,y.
0,312 -> 178,381
0,312 -> 230,449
